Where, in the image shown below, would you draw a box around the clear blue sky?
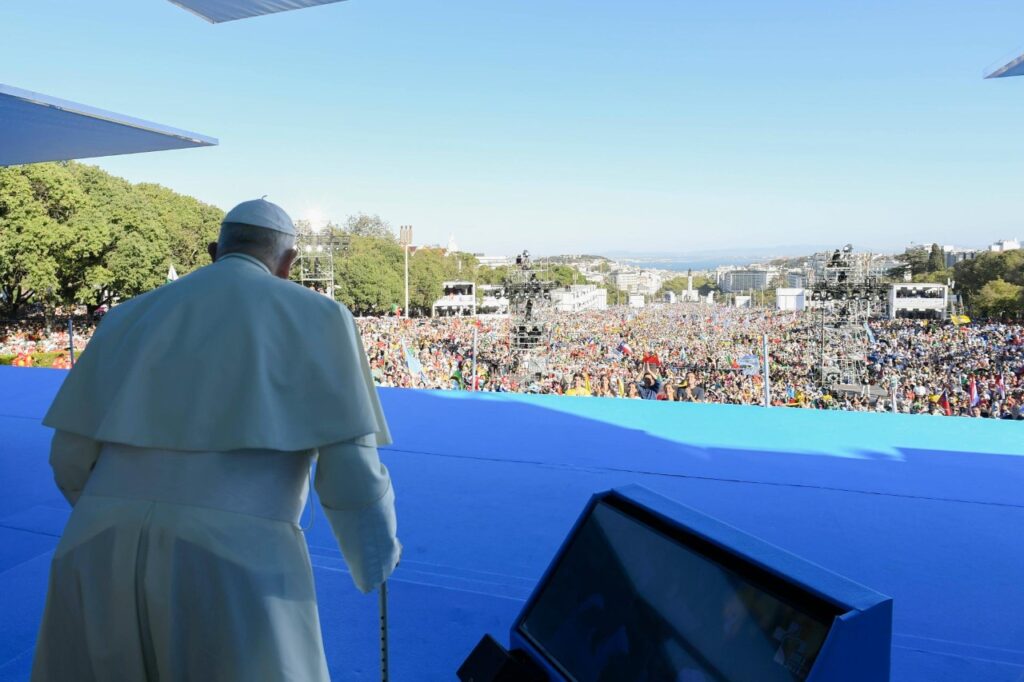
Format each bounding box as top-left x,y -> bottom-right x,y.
5,1 -> 1023,255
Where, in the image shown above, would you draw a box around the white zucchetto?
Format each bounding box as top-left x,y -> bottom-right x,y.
222,198 -> 296,235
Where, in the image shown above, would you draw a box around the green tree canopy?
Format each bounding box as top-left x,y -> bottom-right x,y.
656,274 -> 715,298
953,250 -> 1024,314
893,247 -> 929,278
971,278 -> 1023,318
344,213 -> 394,240
927,243 -> 945,273
0,162 -> 224,318
333,234 -> 404,315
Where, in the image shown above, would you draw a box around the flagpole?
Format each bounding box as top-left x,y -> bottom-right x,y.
762,333 -> 770,408
471,325 -> 478,391
67,316 -> 75,366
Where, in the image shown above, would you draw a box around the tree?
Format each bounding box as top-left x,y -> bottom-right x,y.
476,266 -> 509,285
0,164 -> 86,317
971,278 -> 1023,318
408,247 -> 448,314
1,162 -> 228,318
64,165 -> 169,308
953,250 -> 1024,309
893,246 -> 929,278
927,243 -> 945,273
344,213 -> 394,240
333,235 -> 403,315
135,183 -> 222,275
548,264 -> 584,286
911,268 -> 951,284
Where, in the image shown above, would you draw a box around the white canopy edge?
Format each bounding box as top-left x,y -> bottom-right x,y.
0,83 -> 217,166
166,0 -> 347,23
984,50 -> 1024,79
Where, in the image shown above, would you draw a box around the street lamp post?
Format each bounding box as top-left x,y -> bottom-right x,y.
399,225 -> 413,317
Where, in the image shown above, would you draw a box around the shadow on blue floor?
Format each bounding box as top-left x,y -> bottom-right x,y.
1,367 -> 1023,681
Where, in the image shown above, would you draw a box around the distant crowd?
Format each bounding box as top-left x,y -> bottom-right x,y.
0,320 -> 96,368
358,307 -> 1024,419
5,305 -> 1023,419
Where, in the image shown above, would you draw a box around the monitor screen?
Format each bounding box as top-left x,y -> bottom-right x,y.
518,498 -> 839,682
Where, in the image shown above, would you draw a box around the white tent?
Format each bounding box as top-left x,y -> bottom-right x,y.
168,0 -> 346,22
0,84 -> 216,167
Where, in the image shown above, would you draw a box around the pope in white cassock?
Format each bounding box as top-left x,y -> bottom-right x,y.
32,199 -> 400,681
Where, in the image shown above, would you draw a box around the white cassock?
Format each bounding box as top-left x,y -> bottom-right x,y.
33,253 -> 400,682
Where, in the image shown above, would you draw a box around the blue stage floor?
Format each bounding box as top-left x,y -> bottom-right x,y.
2,365 -> 1023,681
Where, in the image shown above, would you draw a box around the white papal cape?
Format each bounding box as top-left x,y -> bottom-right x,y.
33,253 -> 400,682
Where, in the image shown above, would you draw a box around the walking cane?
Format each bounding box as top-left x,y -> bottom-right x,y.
379,581 -> 389,682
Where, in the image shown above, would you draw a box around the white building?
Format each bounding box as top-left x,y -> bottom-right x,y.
888,283 -> 948,320
628,294 -> 645,308
432,281 -> 476,317
989,239 -> 1020,253
637,270 -> 664,296
944,247 -> 977,268
775,288 -> 806,312
551,284 -> 608,313
609,269 -> 640,292
721,269 -> 773,293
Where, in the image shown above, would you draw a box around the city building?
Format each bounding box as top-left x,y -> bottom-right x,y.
720,269 -> 773,293
785,271 -> 806,288
943,246 -> 977,268
432,281 -> 476,317
550,284 -> 608,313
609,269 -> 640,292
888,283 -> 948,320
989,239 -> 1020,253
637,270 -> 664,296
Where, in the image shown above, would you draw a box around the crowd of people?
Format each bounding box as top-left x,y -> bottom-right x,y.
0,320 -> 95,367
357,306 -> 1024,419
5,305 -> 1023,419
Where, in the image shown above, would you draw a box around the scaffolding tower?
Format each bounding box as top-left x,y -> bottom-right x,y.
505,251 -> 556,351
294,230 -> 350,298
807,245 -> 888,393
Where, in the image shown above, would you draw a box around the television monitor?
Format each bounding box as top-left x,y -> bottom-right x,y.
510,486 -> 891,682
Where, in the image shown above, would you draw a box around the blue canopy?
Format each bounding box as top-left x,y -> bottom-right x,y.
985,51 -> 1024,79
168,0 -> 346,22
0,84 -> 217,167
